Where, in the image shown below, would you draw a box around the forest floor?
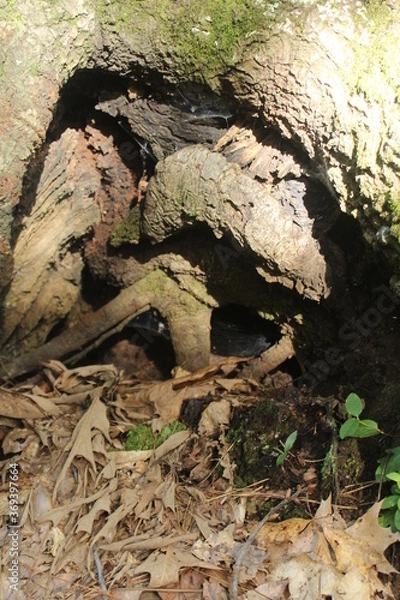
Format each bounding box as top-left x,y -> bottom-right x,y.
1,298 -> 400,598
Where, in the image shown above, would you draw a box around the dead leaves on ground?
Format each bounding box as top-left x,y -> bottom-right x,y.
253,497 -> 400,600
0,360 -> 399,598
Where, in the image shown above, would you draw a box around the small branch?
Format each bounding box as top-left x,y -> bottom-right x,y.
0,275 -> 157,378
65,308 -> 149,367
239,334 -> 295,379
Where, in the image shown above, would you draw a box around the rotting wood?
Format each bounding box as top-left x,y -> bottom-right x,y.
0,268 -> 213,379
238,335 -> 295,381
95,93 -> 230,161
141,145 -> 332,301
0,283 -> 150,380
3,2 -> 397,370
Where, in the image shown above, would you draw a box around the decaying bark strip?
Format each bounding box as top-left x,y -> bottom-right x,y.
0,129 -> 102,352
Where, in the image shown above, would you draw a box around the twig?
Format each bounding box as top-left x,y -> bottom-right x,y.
229,486 -> 306,600
0,272 -> 161,378
93,544 -> 108,599
65,308 -> 149,367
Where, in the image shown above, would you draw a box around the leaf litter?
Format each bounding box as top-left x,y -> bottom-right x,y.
0,359 -> 398,599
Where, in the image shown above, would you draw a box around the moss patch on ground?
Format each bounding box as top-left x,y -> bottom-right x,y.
125,420 -> 187,451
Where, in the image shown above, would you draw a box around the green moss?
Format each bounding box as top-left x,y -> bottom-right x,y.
336,438 -> 364,487
0,0 -> 23,31
156,420 -> 187,445
227,398 -> 298,486
125,420 -> 187,451
159,0 -> 273,80
178,191 -> 203,220
109,204 -> 141,247
95,0 -> 278,82
342,455 -> 362,481
388,192 -> 400,218
125,423 -> 156,451
349,1 -> 400,101
259,498 -> 308,520
381,191 -> 400,243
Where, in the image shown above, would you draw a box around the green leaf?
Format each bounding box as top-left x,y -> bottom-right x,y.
276,453 -> 285,467
381,494 -> 400,509
355,419 -> 380,438
376,448 -> 400,481
387,472 -> 400,483
379,510 -> 396,529
345,393 -> 363,417
394,509 -> 400,532
391,483 -> 400,495
339,418 -> 361,439
284,430 -> 298,452
386,448 -> 400,471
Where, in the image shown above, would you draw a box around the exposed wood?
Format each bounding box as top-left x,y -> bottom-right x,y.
96,94 -> 229,161
141,144 -> 333,301
1,268 -> 213,378
1,281 -> 150,379
0,124 -> 137,353
1,0 -> 400,380
239,335 -> 295,381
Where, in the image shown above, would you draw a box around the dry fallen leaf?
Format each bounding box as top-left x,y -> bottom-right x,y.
152,430 -> 191,462
172,359 -> 244,389
0,387 -> 60,419
53,395 -> 111,500
2,427 -> 40,455
134,546 -> 220,588
255,496 -> 400,599
148,380 -> 187,422
52,362 -> 119,394
156,474 -> 176,513
198,399 -> 231,437
76,490 -> 113,534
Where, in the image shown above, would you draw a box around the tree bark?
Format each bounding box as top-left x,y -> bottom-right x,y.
0,0 -> 399,374
141,144 -> 331,301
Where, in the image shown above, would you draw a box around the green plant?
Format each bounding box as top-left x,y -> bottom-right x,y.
376,447 -> 400,532
275,430 -> 298,467
337,393 -> 400,531
339,393 -> 381,439
125,421 -> 186,451
321,443 -> 335,482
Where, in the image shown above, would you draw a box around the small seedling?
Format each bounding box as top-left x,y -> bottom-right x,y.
339,393 -> 381,439
376,447 -> 400,532
338,393 -> 400,532
275,430 -> 298,467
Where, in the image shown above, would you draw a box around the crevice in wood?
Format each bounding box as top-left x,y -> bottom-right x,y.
0,68 -> 393,382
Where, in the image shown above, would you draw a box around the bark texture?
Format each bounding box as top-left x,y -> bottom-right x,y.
0,0 -> 399,374
141,145 -> 331,300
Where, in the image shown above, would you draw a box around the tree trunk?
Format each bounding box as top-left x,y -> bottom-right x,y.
0,0 -> 399,375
